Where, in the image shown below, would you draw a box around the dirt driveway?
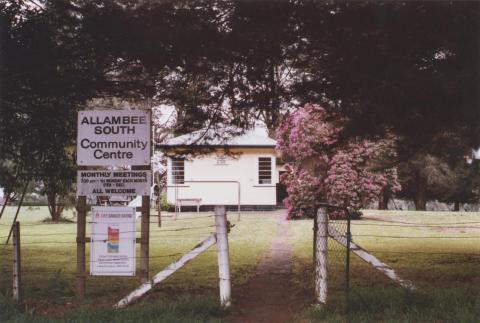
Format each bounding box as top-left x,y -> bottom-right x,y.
227,211 -> 306,323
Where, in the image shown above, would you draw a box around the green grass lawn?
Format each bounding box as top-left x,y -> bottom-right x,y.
0,206 -> 277,322
1,207 -> 479,322
290,210 -> 480,322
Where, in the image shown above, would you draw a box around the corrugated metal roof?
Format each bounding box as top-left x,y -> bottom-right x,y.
158,127 -> 276,148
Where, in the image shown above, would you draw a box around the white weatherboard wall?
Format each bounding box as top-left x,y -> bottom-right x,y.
166,148 -> 277,205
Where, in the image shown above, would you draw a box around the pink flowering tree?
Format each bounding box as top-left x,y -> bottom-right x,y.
276,104 -> 400,218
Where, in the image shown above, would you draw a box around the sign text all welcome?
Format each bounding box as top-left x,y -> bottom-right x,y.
77,170 -> 151,196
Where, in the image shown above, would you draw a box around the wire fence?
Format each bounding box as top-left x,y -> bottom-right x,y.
0,211 -> 224,299
1,207 -> 478,311
312,205 -> 480,313
0,208 -> 270,305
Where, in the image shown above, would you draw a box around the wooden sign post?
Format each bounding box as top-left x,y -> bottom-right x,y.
132,165 -> 151,282
76,194 -> 87,300
140,195 -> 150,282
12,221 -> 21,302
76,110 -> 152,299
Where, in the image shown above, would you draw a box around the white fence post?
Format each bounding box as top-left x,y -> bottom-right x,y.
215,206 -> 232,308
12,221 -> 21,303
315,207 -> 328,304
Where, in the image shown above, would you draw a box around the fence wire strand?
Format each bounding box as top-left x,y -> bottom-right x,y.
1,207 -> 479,312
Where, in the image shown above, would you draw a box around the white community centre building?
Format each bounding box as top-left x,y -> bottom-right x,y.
157,128 -> 287,211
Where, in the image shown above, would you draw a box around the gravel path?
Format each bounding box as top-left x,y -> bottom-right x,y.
228,211 -> 304,323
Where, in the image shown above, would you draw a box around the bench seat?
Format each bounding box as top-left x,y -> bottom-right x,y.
176,198 -> 202,212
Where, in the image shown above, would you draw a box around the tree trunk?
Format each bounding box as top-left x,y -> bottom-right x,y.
454,201 -> 461,212
313,212 -> 317,263
47,191 -> 63,221
414,170 -> 427,211
378,188 -> 390,210
264,60 -> 280,134
0,193 -> 11,220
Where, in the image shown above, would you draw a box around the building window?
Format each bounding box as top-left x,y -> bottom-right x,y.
258,157 -> 272,184
172,158 -> 185,184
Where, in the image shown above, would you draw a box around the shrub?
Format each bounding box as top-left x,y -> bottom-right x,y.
159,195 -> 175,212
277,103 -> 400,218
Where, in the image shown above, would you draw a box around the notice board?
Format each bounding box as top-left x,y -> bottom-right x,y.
90,206 -> 136,276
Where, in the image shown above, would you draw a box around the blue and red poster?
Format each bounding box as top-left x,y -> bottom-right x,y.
90,207 -> 136,276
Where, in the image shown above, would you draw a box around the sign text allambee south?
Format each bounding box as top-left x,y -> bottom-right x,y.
77,110 -> 150,166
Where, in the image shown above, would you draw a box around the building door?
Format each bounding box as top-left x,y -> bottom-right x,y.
276,171 -> 288,205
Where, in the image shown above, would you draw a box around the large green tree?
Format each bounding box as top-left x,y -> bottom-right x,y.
397,155 -> 480,211
294,1 -> 479,209
296,1 -> 479,150
60,1 -> 480,149
2,1 -> 479,215
0,1 -> 110,219
440,160 -> 480,211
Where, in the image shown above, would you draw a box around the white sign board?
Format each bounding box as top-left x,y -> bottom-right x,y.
77,170 -> 151,196
77,110 -> 150,166
90,207 -> 136,276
